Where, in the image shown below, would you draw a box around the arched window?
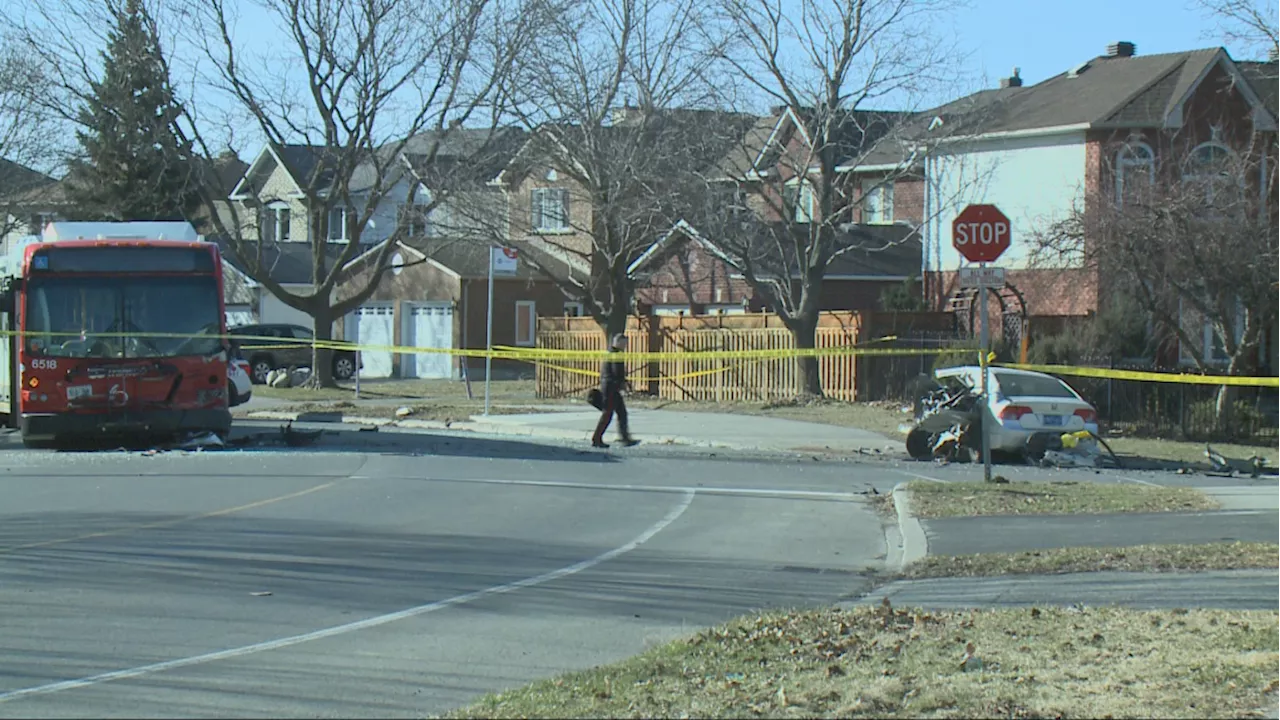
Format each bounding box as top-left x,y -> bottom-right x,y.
783,177 -> 815,224
1114,142 -> 1154,205
263,200 -> 290,242
1182,142 -> 1238,205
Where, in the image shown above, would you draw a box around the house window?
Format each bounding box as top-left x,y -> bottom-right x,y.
861,179 -> 893,223
515,300 -> 537,346
783,179 -> 815,223
27,213 -> 53,235
531,188 -> 569,232
1115,142 -> 1155,205
328,206 -> 348,241
264,202 -> 290,242
563,302 -> 585,317
1182,142 -> 1237,206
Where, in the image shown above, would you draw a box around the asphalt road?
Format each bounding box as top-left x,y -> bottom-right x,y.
0,427 -> 890,719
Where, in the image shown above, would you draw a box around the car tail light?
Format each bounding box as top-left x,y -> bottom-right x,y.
999,405 -> 1034,421
1074,408 -> 1098,424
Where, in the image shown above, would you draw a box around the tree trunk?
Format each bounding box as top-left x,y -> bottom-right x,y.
310,307 -> 337,388
790,313 -> 823,399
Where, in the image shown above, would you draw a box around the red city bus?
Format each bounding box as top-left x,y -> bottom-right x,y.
0,239 -> 232,447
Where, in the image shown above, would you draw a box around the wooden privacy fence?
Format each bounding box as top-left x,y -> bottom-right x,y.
534,311 -> 957,401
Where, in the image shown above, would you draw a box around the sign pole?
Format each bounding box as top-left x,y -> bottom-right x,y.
978,261 -> 992,482
484,247 -> 494,417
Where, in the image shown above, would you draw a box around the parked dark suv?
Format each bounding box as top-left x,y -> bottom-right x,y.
230,323 -> 360,384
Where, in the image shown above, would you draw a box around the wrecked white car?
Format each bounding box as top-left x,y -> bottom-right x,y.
906,365 -> 1102,463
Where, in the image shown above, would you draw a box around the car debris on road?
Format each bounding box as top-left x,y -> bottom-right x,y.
904,366 -> 1111,467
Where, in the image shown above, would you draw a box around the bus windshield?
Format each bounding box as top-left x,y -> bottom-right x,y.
24,275 -> 223,359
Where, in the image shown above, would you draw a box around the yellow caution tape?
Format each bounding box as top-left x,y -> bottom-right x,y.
998,362 -> 1280,388
8,327 -> 1274,387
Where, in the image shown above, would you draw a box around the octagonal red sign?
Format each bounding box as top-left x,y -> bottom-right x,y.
952,204 -> 1011,264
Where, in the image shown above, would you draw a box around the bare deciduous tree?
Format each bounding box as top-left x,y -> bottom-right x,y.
0,40 -> 62,239
1030,133 -> 1278,431
1195,0 -> 1279,55
697,0 -> 969,396
14,0 -> 539,386
455,0 -> 746,339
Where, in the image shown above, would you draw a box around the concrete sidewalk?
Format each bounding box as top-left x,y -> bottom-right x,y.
847,569 -> 1278,610
245,405 -> 898,454
465,409 -> 895,453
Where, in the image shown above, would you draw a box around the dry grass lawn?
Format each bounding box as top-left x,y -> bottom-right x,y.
904,480 -> 1217,518
656,398 -> 910,439
902,542 -> 1280,579
445,603 -> 1279,719
254,378 -> 545,404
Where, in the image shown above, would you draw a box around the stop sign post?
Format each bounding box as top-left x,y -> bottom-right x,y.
952,204 -> 1011,482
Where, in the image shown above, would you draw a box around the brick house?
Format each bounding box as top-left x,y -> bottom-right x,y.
335,239 -> 579,379
491,110 -> 761,316
628,220 -> 922,315
626,106 -> 927,315
912,42 -> 1277,365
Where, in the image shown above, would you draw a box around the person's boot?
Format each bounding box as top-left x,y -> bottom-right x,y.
618,436 -> 639,447
591,437 -> 609,448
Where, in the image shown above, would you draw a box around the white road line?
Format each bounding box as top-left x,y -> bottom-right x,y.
349,474 -> 861,501
0,489 -> 697,704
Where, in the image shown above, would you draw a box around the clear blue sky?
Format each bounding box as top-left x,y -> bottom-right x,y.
114,0 -> 1278,155
954,0 -> 1262,88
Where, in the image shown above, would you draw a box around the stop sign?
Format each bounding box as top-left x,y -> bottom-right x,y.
952,204 -> 1011,263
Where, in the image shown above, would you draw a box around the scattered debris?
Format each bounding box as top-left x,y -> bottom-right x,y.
1205,444 -> 1232,474
395,406 -> 414,418
281,421 -> 323,447
178,432 -> 225,450
250,591 -> 272,597
959,641 -> 983,672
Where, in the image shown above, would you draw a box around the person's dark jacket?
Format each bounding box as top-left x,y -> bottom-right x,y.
600,348 -> 627,394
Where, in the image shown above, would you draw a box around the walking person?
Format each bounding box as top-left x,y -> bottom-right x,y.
592,333 -> 638,448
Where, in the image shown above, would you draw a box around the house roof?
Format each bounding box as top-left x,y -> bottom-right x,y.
632,220 -> 921,280
918,47 -> 1276,137
0,160 -> 55,201
508,110 -> 761,186
1237,60 -> 1279,117
212,237 -> 352,285
399,238 -> 578,281
725,107 -> 918,176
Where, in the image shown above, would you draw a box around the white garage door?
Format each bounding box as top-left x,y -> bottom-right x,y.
225,304 -> 255,329
351,304 -> 395,378
401,303 -> 454,379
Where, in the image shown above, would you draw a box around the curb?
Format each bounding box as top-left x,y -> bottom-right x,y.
889,481 -> 928,571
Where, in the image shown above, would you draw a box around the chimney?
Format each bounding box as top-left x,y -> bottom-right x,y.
1106,41 -> 1136,58
999,66 -> 1023,88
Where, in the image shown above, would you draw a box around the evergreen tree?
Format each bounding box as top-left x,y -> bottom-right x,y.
69,0 -> 195,222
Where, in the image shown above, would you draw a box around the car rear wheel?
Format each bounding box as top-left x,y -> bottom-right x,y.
332,355 -> 356,381
250,356 -> 274,385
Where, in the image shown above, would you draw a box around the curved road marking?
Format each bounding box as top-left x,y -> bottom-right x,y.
0,481 -> 340,554
0,488 -> 697,704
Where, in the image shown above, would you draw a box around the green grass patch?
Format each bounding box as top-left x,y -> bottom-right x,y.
905,480 -> 1217,518
445,604 -> 1279,719
903,542 -> 1280,579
